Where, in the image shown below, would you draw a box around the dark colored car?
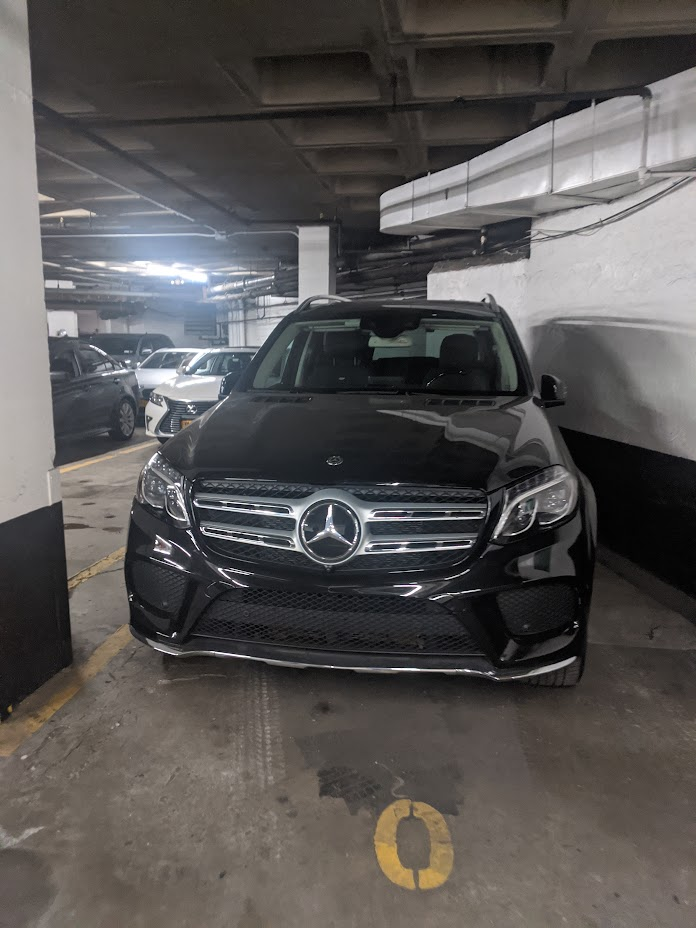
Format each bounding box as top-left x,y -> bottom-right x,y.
49,337 -> 139,441
87,333 -> 175,368
126,297 -> 596,687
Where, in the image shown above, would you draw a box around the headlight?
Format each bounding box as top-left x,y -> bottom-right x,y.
492,466 -> 578,542
149,392 -> 166,407
136,453 -> 190,525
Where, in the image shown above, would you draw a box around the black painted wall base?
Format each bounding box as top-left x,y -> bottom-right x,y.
562,428 -> 696,599
0,502 -> 72,719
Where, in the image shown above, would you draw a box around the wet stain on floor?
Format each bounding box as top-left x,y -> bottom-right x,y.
0,849 -> 56,928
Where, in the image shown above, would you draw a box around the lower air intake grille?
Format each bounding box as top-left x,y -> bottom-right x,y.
497,583 -> 577,636
194,589 -> 482,655
131,561 -> 188,614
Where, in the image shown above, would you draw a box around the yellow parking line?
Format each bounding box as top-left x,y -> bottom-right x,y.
0,546 -> 132,757
68,547 -> 126,592
0,626 -> 132,757
59,441 -> 156,474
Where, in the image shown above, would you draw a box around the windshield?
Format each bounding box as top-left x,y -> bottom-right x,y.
187,350 -> 253,377
250,309 -> 525,395
139,350 -> 195,370
88,335 -> 140,355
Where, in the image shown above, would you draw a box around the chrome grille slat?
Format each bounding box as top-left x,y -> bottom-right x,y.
364,536 -> 477,554
368,507 -> 486,521
192,481 -> 487,571
199,522 -> 297,550
193,495 -> 294,517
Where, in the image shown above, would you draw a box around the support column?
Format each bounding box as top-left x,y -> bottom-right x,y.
0,0 -> 72,718
297,225 -> 336,303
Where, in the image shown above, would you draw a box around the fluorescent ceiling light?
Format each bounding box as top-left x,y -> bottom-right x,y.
38,192 -> 56,202
41,208 -> 97,219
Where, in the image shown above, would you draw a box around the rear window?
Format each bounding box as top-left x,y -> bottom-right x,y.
250,308 -> 524,395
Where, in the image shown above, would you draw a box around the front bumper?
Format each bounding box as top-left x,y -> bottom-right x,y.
125,497 -> 594,680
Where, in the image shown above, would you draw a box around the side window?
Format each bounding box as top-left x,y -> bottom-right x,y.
50,351 -> 78,378
78,346 -> 111,374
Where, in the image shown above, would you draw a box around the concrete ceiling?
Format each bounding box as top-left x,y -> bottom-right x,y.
29,0 -> 696,278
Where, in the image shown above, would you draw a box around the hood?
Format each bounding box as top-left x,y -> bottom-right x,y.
156,374 -> 222,401
163,392 -> 571,492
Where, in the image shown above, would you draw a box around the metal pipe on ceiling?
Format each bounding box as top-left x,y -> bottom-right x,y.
73,87 -> 652,129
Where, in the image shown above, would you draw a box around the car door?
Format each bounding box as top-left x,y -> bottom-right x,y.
50,349 -> 82,438
76,344 -> 121,430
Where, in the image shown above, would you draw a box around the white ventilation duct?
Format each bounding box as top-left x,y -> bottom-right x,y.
380,68 -> 696,235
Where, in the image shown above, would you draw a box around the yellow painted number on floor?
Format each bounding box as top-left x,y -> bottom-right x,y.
374,799 -> 454,890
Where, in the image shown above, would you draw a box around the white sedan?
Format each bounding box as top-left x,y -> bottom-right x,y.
144,347 -> 256,440
135,347 -> 199,411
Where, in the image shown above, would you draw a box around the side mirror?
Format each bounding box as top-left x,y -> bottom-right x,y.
219,371 -> 240,399
50,370 -> 70,384
540,373 -> 567,408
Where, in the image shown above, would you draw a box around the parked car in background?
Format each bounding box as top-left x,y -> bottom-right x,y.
86,333 -> 175,368
144,347 -> 256,440
49,337 -> 139,442
134,347 -> 198,410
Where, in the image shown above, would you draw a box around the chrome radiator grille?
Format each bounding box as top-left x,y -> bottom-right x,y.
192,479 -> 487,572
159,399 -> 218,434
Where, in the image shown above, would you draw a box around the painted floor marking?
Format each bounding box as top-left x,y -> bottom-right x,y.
0,625 -> 131,757
374,799 -> 454,890
68,546 -> 126,591
0,546 -> 132,757
59,440 -> 156,474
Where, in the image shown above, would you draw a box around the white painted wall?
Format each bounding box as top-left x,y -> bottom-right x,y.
47,310 -> 79,337
244,297 -> 297,348
298,226 -> 335,301
0,0 -> 61,523
429,179 -> 696,462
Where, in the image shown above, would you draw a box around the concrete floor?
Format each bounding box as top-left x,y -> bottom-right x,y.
1,435 -> 695,928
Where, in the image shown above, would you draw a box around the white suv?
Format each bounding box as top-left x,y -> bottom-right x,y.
145,347 -> 256,440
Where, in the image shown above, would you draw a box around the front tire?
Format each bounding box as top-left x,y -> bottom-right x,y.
110,398 -> 136,441
527,638 -> 586,687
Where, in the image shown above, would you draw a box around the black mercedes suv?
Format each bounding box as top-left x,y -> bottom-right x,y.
126,297 -> 596,686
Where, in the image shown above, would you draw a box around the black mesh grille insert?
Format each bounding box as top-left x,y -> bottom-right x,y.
194,589 -> 482,655
131,561 -> 188,614
497,583 -> 577,636
197,480 -> 316,499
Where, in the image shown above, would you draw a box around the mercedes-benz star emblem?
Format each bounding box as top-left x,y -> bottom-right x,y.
299,501 -> 361,565
326,455 -> 343,466
186,403 -> 198,415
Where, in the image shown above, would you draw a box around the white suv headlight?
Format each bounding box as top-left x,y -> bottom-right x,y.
149,391 -> 166,407
136,453 -> 190,526
492,466 -> 578,542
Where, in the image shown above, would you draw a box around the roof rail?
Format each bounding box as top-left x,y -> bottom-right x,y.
296,294 -> 352,312
483,293 -> 500,313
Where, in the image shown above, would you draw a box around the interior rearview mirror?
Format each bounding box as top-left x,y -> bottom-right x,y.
219,371 -> 240,399
540,373 -> 567,408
